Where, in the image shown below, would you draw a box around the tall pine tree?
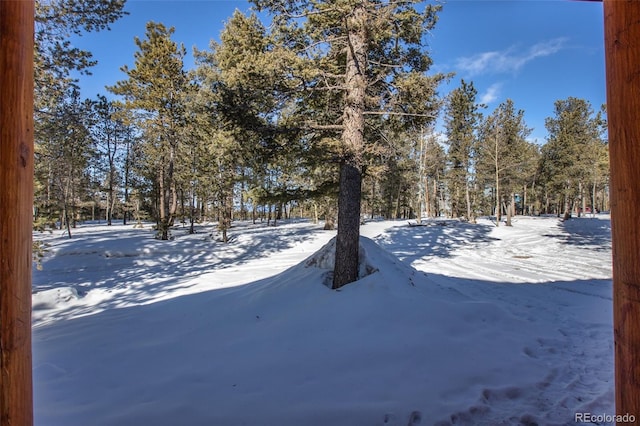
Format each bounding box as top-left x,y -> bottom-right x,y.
541,97 -> 604,220
108,22 -> 187,240
252,0 -> 444,288
444,80 -> 482,222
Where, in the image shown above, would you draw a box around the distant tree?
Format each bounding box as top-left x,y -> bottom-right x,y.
581,105 -> 609,216
377,131 -> 417,219
540,97 -> 604,220
109,22 -> 187,240
252,0 -> 444,288
175,82 -> 210,234
477,99 -> 534,226
33,0 -> 127,231
191,11 -> 278,242
34,88 -> 95,237
368,127 -> 433,221
444,80 -> 482,222
418,128 -> 447,219
119,119 -> 139,225
92,95 -> 128,225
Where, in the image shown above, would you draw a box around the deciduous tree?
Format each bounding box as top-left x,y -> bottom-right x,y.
477,99 -> 534,226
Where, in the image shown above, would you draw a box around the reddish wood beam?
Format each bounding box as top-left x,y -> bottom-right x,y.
603,0 -> 640,418
0,1 -> 35,425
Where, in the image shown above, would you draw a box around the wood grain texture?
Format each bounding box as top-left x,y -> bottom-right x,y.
0,1 -> 35,424
604,0 -> 640,417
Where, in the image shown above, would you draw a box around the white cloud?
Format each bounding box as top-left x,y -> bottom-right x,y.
455,38 -> 568,76
480,82 -> 502,105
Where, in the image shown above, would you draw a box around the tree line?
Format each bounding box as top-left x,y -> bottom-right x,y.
33,0 -> 609,287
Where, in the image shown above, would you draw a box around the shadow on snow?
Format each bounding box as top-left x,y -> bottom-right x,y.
373,220 -> 498,264
555,215 -> 612,252
32,220 -> 326,323
32,266 -> 613,426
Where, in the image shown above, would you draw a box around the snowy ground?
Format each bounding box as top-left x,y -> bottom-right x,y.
32,215 -> 614,426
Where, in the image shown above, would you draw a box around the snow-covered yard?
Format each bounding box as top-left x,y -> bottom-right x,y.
32,215 -> 614,426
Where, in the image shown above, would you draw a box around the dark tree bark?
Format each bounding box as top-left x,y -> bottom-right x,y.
157,166 -> 170,240
332,4 -> 366,289
333,160 -> 362,288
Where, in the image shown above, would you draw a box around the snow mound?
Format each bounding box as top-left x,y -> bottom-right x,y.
32,286 -> 79,310
304,236 -> 416,286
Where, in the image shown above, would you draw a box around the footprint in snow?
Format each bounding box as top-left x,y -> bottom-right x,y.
407,410 -> 422,425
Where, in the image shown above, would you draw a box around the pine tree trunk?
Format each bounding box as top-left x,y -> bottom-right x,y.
64,204 -> 72,238
313,201 -> 319,224
435,178 -> 441,217
333,4 -> 366,289
505,200 -> 511,227
189,191 -> 196,234
334,160 -> 362,288
71,196 -> 78,228
240,172 -> 245,221
424,177 -> 430,219
592,181 -> 597,217
107,183 -> 114,226
371,179 -> 376,220
123,134 -> 131,225
581,182 -> 587,217
158,166 -> 169,240
563,191 -> 571,221
495,180 -> 500,227
168,144 -> 177,228
465,178 -> 472,222
505,193 -> 514,227
530,179 -> 537,216
220,186 -> 233,242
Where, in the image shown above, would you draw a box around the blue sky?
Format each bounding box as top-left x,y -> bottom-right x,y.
73,0 -> 606,144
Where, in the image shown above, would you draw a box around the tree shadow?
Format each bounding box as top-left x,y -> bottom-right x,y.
373,220 -> 499,265
32,220 -> 329,325
554,216 -> 611,252
32,257 -> 613,426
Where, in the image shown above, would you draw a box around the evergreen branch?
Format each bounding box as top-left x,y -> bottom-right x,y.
305,123 -> 344,131
296,35 -> 348,54
363,111 -> 438,118
280,7 -> 341,19
304,84 -> 346,92
367,59 -> 403,68
316,70 -> 346,80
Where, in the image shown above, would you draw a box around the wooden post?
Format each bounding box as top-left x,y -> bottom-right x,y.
603,0 -> 640,417
0,1 -> 35,425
